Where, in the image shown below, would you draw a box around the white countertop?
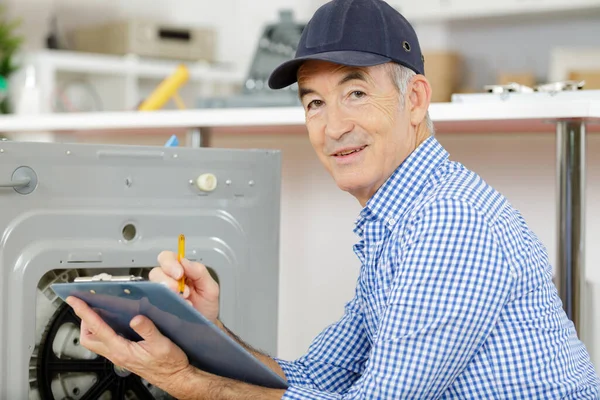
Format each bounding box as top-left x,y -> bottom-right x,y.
1,100 -> 599,135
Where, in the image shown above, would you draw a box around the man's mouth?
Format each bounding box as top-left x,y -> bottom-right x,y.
333,146 -> 367,157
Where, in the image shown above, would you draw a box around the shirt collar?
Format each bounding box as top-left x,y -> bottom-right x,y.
354,136 -> 448,234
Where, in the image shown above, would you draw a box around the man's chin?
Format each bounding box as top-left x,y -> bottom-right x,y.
335,178 -> 367,198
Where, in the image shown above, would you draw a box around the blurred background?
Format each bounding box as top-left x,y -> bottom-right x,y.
2,0 -> 600,114
1,0 -> 600,392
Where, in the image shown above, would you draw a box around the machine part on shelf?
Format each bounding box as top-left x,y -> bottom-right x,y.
68,19 -> 216,62
556,121 -> 586,333
197,10 -> 304,108
450,85 -> 599,103
53,78 -> 104,113
484,83 -> 534,94
536,80 -> 585,93
29,268 -> 174,400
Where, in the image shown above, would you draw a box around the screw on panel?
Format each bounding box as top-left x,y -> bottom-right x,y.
173,154 -> 178,158
226,180 -> 232,185
248,180 -> 255,186
0,149 -> 4,153
189,179 -> 194,185
125,177 -> 133,187
66,150 -> 71,155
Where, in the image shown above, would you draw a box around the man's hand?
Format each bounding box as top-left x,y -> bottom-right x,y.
151,251 -> 220,324
66,295 -> 193,395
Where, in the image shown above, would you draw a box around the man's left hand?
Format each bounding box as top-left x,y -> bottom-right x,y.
66,295 -> 193,395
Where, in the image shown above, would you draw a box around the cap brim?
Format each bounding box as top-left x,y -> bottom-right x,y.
267,50 -> 391,89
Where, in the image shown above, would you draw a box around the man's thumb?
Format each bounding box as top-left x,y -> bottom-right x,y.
130,315 -> 159,342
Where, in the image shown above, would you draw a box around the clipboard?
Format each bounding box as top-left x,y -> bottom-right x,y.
51,276 -> 288,390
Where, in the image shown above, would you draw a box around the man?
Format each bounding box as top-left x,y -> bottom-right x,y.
66,0 -> 600,398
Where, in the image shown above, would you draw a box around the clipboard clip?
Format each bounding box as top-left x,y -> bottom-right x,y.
74,273 -> 144,282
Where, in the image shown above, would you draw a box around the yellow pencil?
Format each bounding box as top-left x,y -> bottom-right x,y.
178,234 -> 186,294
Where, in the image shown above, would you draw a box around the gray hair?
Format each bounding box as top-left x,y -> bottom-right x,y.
386,63 -> 435,135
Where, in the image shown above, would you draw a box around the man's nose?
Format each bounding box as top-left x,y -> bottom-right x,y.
324,104 -> 353,140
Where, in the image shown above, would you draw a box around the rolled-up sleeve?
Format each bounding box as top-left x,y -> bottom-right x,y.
276,198 -> 511,399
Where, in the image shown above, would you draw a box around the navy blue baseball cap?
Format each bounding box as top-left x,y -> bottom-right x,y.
268,0 -> 425,90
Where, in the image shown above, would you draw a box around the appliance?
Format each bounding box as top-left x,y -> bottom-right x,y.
0,140 -> 281,399
69,19 -> 216,62
197,10 -> 305,108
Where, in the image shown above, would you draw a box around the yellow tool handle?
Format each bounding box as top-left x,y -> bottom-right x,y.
138,64 -> 190,111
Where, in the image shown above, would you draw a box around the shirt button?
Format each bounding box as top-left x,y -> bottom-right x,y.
388,218 -> 396,225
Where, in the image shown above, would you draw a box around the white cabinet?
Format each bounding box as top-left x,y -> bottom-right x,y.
393,0 -> 600,21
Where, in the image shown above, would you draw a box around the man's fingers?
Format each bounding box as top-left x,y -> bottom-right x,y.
157,250 -> 184,280
130,315 -> 163,344
67,297 -> 117,340
66,296 -> 128,357
180,258 -> 218,294
156,251 -> 218,295
148,267 -> 190,298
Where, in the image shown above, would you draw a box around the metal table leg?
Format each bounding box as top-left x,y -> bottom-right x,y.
187,128 -> 203,147
556,120 -> 586,332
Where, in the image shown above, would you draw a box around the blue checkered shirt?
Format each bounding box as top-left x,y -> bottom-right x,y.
275,136 -> 600,399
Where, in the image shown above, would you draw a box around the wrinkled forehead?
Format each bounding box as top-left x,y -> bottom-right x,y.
297,60 -> 385,87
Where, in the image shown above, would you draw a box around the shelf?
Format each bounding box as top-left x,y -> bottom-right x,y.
20,50 -> 245,83
1,101 -> 600,137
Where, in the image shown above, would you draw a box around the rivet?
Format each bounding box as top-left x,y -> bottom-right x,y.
124,289 -> 131,294
66,150 -> 71,155
173,154 -> 178,158
226,180 -> 232,185
248,180 -> 255,186
90,289 -> 96,294
188,179 -> 194,185
0,149 -> 4,153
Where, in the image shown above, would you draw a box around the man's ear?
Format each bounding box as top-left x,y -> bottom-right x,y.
408,75 -> 432,127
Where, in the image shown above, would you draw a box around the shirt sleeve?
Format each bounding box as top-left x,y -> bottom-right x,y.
277,198 -> 512,399
273,284 -> 371,397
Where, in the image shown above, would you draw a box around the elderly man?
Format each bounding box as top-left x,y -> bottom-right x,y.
66,0 -> 600,398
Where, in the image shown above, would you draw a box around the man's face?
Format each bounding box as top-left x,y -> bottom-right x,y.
298,61 -> 420,205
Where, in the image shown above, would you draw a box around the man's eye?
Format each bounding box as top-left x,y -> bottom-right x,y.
307,99 -> 323,109
351,91 -> 366,98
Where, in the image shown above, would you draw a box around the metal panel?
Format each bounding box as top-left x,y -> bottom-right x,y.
0,140 -> 281,398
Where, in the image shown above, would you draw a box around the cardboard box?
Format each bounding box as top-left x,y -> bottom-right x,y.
422,52 -> 462,103
568,70 -> 600,90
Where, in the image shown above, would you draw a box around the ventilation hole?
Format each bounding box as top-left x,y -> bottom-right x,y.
403,41 -> 411,52
73,338 -> 79,345
73,387 -> 80,396
122,224 -> 137,241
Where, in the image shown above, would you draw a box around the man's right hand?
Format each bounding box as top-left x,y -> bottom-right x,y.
150,251 -> 220,324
